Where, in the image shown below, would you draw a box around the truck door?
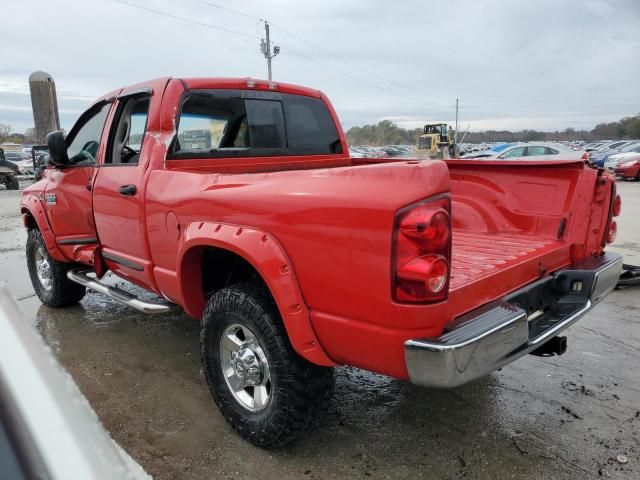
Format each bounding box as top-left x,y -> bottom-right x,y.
91,84 -> 161,289
43,101 -> 113,258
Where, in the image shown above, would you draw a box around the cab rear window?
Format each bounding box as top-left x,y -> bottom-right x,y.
171,90 -> 342,158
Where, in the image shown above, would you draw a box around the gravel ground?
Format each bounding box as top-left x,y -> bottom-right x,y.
1,179 -> 639,479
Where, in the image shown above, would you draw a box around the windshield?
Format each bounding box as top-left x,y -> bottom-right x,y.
491,143 -> 511,152
606,141 -> 627,150
619,141 -> 640,152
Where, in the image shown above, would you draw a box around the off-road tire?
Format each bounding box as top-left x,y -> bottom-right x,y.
6,175 -> 19,190
201,282 -> 334,448
26,229 -> 86,307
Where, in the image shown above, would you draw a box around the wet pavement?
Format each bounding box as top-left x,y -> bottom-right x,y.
1,181 -> 639,479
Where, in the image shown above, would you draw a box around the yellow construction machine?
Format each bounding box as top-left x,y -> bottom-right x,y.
417,123 -> 458,159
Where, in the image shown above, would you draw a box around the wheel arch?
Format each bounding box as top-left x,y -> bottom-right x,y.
177,222 -> 335,367
20,195 -> 67,262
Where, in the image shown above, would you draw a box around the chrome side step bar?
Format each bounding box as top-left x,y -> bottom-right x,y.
67,269 -> 172,315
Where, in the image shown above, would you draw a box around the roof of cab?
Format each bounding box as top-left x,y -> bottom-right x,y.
93,77 -> 324,106
178,77 -> 323,98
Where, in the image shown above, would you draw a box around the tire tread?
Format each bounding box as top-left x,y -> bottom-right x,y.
200,282 -> 334,448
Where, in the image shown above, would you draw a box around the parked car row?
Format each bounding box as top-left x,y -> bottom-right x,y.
589,140 -> 640,168
458,139 -> 640,181
349,144 -> 414,158
2,151 -> 35,175
0,147 -> 50,181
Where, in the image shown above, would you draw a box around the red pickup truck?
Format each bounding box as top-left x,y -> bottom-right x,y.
21,77 -> 622,447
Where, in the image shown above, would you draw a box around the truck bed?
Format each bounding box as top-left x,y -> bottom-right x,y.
450,230 -> 563,290
444,159 -> 603,298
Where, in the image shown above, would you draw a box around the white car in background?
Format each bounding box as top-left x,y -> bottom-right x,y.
463,143 -> 585,160
12,158 -> 35,176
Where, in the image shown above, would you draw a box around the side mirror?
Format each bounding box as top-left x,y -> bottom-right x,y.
46,131 -> 69,166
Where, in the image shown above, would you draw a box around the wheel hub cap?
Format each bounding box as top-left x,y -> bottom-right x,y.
230,347 -> 263,386
220,324 -> 271,411
34,247 -> 52,291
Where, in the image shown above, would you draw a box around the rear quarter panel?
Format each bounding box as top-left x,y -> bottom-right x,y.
146,160 -> 451,322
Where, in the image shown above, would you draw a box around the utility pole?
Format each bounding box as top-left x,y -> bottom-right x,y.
454,98 -> 459,145
260,21 -> 279,81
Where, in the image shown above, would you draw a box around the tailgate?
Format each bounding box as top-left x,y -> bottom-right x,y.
445,158 -> 616,313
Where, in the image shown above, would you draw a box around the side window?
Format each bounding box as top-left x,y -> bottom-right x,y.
527,146 -> 546,156
107,96 -> 151,165
545,147 -> 559,155
66,103 -> 111,164
500,147 -> 526,158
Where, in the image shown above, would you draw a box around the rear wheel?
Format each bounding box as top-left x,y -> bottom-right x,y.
200,283 -> 334,448
26,229 -> 86,307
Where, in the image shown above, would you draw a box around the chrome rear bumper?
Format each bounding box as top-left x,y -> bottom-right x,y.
404,253 -> 623,388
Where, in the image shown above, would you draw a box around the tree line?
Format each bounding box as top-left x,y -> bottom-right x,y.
346,114 -> 640,146
3,113 -> 640,147
0,124 -> 39,144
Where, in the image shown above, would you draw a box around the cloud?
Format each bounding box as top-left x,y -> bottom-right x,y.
1,0 -> 639,133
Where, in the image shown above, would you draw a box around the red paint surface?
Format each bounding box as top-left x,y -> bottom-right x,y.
614,160 -> 640,179
20,77 -> 617,379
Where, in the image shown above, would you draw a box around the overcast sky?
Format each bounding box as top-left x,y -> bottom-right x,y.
1,0 -> 639,133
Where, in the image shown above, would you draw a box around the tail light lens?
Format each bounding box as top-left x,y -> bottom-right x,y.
612,194 -> 621,217
393,197 -> 452,303
400,208 -> 450,248
606,221 -> 617,244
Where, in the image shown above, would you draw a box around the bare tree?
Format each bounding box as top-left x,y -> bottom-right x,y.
24,127 -> 38,144
0,123 -> 11,143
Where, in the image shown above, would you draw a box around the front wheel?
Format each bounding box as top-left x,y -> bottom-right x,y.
6,175 -> 19,190
200,283 -> 334,448
26,229 -> 86,307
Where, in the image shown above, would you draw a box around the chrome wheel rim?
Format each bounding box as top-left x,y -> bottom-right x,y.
34,247 -> 52,292
220,323 -> 271,412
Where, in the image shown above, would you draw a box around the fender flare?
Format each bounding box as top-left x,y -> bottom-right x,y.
177,222 -> 336,367
20,194 -> 67,262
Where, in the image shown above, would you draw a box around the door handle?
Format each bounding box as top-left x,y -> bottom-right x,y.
119,184 -> 137,196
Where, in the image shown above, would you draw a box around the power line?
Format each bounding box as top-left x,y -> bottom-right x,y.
113,0 -> 260,40
281,44 -> 410,98
193,0 -> 262,22
269,23 -> 436,99
111,0 -> 413,99
189,0 -> 445,102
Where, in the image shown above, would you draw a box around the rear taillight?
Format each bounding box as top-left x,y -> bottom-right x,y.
393,197 -> 452,303
606,221 -> 617,244
613,194 -> 622,217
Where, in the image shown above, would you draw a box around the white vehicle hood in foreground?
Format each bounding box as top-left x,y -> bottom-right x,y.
0,290 -> 151,480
